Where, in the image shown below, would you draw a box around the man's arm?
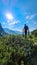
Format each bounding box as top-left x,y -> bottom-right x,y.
28,28 -> 30,34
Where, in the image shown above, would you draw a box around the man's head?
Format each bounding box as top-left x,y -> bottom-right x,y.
25,24 -> 26,26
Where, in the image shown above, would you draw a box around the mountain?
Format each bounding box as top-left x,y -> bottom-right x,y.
0,23 -> 6,36
0,23 -> 21,35
4,28 -> 22,34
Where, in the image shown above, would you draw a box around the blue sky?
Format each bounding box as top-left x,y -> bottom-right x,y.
0,0 -> 37,32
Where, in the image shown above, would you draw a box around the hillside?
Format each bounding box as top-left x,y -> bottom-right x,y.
31,29 -> 37,37
0,34 -> 37,65
0,23 -> 37,65
4,28 -> 21,34
0,23 -> 6,36
0,23 -> 21,37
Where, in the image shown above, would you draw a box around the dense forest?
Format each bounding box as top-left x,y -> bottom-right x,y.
0,31 -> 37,65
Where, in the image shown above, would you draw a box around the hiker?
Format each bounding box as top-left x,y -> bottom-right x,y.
23,24 -> 29,38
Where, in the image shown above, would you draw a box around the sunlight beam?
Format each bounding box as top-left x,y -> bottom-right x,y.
6,13 -> 13,20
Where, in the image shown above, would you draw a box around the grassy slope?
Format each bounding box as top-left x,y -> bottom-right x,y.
0,34 -> 37,65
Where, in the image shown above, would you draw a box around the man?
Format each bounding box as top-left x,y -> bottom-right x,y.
23,24 -> 29,38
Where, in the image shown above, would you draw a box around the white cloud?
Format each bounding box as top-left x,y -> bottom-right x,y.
3,22 -> 5,24
26,13 -> 37,20
34,21 -> 36,25
7,20 -> 10,23
5,12 -> 20,26
26,21 -> 29,23
26,16 -> 30,20
8,20 -> 20,26
6,19 -> 20,31
12,28 -> 22,32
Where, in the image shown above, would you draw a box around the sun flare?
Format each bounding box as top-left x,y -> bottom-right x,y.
6,13 -> 13,20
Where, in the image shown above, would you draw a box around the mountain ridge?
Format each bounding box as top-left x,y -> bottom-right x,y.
4,28 -> 22,34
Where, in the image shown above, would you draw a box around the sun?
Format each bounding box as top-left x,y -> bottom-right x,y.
6,13 -> 13,20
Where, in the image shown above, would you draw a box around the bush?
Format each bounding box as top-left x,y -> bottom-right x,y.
0,34 -> 37,65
